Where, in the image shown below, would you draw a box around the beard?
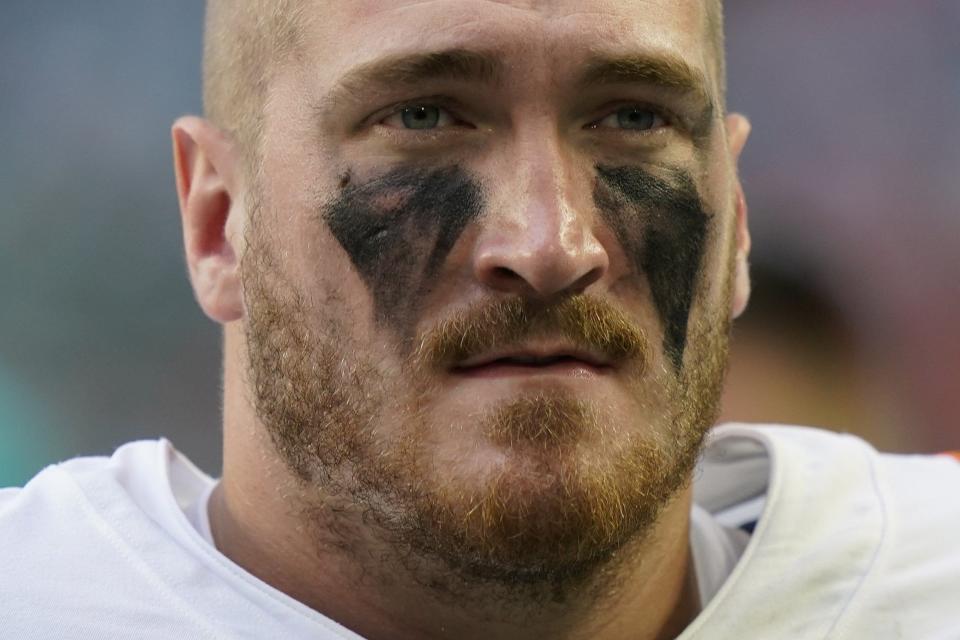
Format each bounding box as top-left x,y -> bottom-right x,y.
241,211 -> 731,594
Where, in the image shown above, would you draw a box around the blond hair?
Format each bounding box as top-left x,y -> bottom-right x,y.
202,0 -> 305,163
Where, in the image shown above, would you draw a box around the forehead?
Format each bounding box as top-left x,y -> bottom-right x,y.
297,0 -> 712,87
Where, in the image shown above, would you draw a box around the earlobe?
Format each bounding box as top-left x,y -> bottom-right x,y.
172,116 -> 245,324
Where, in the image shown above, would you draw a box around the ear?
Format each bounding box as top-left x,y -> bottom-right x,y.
725,113 -> 752,319
172,116 -> 245,324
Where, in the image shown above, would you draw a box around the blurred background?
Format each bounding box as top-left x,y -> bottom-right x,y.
1,1 -> 958,486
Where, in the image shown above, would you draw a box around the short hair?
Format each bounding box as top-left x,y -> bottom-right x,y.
202,0 -> 306,163
202,1 -> 726,163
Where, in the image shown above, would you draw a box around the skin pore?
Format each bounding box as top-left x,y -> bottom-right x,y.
174,1 -> 752,639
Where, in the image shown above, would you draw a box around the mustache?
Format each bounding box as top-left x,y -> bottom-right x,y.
412,296 -> 650,371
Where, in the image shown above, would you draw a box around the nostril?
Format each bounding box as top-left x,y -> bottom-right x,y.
486,265 -> 529,292
492,266 -> 520,281
568,265 -> 605,295
473,225 -> 610,298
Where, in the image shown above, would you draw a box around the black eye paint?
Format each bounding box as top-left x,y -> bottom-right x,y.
594,165 -> 711,370
325,166 -> 483,333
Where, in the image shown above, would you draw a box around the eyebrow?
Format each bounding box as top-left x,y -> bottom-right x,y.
319,48 -> 715,134
334,49 -> 503,99
578,53 -> 712,106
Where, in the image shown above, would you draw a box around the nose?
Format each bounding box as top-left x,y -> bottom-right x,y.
473,136 -> 609,300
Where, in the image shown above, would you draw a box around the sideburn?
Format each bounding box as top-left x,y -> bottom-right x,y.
324,166 -> 484,335
594,165 -> 712,370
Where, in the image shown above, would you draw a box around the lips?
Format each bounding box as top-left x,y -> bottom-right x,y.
452,348 -> 614,376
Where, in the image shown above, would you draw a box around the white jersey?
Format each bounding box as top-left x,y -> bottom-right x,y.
1,424 -> 958,639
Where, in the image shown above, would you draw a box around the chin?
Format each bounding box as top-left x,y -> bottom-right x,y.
389,391 -> 697,589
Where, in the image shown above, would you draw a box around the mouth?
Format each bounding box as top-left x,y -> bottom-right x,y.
451,348 -> 615,378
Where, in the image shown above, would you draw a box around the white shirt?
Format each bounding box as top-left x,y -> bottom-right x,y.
2,424 -> 959,638
178,453 -> 749,615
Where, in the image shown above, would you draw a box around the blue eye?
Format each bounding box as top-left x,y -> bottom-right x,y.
617,107 -> 656,130
401,106 -> 440,129
381,105 -> 456,130
594,106 -> 667,132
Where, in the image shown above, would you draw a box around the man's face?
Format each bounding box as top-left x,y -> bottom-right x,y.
242,0 -> 739,586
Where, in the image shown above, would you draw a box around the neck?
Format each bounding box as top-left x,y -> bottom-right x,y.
212,328 -> 700,640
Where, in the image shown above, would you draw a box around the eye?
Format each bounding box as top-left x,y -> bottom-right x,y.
592,106 -> 668,132
380,105 -> 456,131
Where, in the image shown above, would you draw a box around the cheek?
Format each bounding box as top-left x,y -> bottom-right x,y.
324,166 -> 484,335
593,165 -> 712,371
